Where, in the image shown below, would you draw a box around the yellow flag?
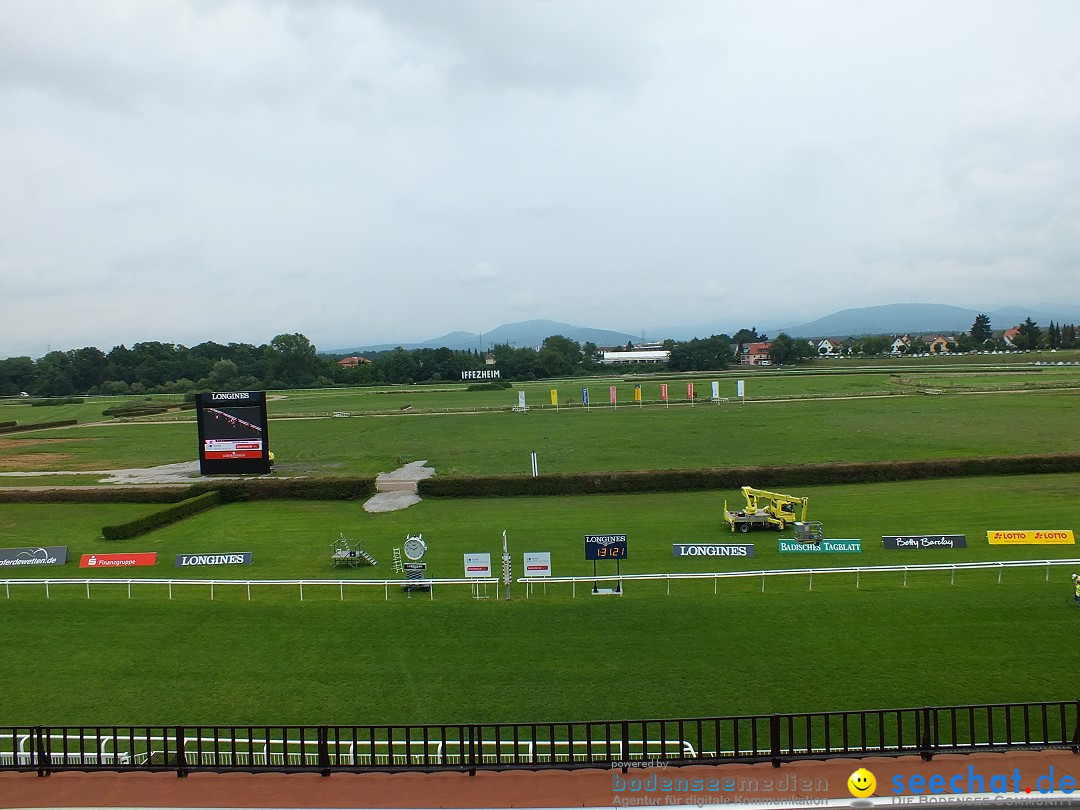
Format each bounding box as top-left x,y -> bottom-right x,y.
550,388 -> 558,405
633,384 -> 641,401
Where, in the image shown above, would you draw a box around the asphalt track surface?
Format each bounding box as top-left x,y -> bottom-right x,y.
3,750 -> 1080,809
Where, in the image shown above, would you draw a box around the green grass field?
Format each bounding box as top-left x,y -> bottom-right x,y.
2,365 -> 1080,728
1,475 -> 1078,725
2,388 -> 1079,478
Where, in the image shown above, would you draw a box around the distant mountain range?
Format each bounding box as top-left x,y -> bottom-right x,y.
326,305 -> 1080,354
330,320 -> 640,354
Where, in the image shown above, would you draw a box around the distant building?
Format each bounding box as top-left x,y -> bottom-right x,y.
740,342 -> 773,366
890,336 -> 911,355
337,356 -> 371,367
926,335 -> 955,353
816,338 -> 845,356
600,349 -> 670,365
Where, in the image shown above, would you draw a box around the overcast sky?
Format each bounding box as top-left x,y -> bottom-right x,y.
2,1 -> 1079,358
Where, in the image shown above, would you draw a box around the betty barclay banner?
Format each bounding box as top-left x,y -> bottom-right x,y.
634,384 -> 642,402
0,546 -> 69,567
582,387 -> 590,406
80,553 -> 157,568
549,388 -> 558,406
987,530 -> 1075,545
660,383 -> 668,401
779,540 -> 862,553
609,386 -> 617,404
883,535 -> 967,549
176,553 -> 253,567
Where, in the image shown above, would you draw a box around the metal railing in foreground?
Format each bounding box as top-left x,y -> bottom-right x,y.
0,577 -> 499,602
3,700 -> 1077,776
517,559 -> 1080,596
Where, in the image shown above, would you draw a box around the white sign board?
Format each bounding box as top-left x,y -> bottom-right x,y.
517,391 -> 527,410
523,551 -> 551,577
737,379 -> 745,398
464,552 -> 492,578
711,381 -> 720,401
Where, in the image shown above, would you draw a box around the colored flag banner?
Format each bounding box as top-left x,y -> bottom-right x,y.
711,381 -> 720,401
737,380 -> 745,398
518,390 -> 526,410
609,386 -> 617,405
582,387 -> 590,406
550,388 -> 558,406
661,383 -> 668,402
634,384 -> 642,402
687,382 -> 694,401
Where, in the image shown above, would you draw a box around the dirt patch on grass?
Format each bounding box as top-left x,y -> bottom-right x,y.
0,452 -> 73,470
0,437 -> 77,450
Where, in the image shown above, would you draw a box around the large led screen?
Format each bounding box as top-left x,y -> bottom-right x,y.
195,392 -> 271,475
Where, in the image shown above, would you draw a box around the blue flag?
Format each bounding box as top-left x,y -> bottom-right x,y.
582,387 -> 590,405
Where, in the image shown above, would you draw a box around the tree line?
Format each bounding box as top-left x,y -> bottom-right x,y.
1,316 -> 1075,398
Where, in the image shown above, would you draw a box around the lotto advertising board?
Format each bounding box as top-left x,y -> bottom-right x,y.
987,530 -> 1074,545
195,392 -> 271,475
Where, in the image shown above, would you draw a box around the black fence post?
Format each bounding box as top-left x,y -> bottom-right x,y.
468,725 -> 477,776
317,726 -> 331,776
622,721 -> 630,772
175,726 -> 187,778
34,726 -> 48,778
770,715 -> 781,767
919,708 -> 933,761
1071,701 -> 1080,754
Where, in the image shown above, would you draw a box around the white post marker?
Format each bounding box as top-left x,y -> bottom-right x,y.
502,530 -> 512,601
737,379 -> 745,404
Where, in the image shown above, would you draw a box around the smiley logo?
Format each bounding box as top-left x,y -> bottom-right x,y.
848,768 -> 876,798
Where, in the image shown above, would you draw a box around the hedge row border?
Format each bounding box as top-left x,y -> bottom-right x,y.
0,420 -> 77,434
101,491 -> 223,541
417,452 -> 1080,498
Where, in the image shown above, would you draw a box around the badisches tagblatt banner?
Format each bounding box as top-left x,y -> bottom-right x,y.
0,546 -> 69,567
80,553 -> 157,568
987,530 -> 1074,545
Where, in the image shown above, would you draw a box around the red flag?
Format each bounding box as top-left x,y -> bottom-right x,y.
660,383 -> 668,401
609,386 -> 616,403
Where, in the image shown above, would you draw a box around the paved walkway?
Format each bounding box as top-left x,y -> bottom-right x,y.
364,461 -> 435,512
2,750 -> 1078,808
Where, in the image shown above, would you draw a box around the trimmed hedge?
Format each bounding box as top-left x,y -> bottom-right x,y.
29,398 -> 83,406
102,491 -> 223,540
0,419 -> 77,434
418,452 -> 1080,498
0,487 -> 192,504
188,477 -> 376,502
0,420 -> 15,428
